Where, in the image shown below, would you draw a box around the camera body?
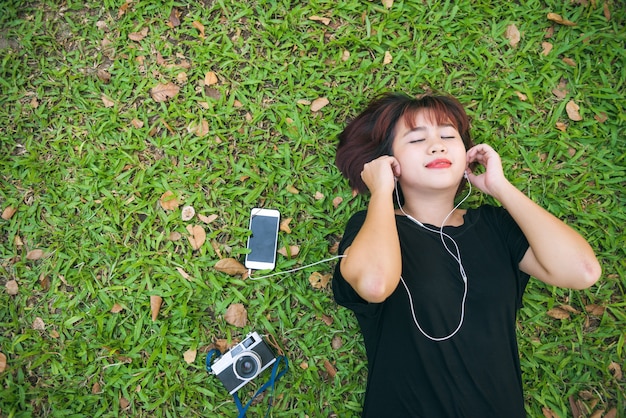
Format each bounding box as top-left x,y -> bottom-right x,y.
210,332 -> 277,394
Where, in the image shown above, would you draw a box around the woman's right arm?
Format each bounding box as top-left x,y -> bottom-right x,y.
339,156 -> 402,303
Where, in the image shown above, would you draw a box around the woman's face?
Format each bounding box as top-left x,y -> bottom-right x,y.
391,110 -> 467,193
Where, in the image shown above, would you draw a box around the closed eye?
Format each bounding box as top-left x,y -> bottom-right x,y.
409,139 -> 425,143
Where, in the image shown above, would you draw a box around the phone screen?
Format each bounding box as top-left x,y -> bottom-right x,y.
245,209 -> 280,270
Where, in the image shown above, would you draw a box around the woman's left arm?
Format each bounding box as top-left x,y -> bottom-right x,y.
466,144 -> 601,289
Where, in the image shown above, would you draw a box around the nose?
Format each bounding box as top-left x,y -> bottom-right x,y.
429,140 -> 446,154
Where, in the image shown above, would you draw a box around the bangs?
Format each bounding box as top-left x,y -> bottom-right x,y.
399,96 -> 469,139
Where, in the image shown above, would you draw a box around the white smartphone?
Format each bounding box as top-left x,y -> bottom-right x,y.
244,208 -> 280,271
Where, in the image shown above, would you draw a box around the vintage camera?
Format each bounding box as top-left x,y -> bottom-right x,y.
210,332 -> 277,394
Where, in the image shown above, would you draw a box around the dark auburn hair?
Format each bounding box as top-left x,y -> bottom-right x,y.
335,92 -> 474,195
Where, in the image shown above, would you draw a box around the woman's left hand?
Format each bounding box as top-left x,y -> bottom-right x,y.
465,144 -> 510,198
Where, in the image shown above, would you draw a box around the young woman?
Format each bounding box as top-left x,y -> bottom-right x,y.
332,92 -> 601,417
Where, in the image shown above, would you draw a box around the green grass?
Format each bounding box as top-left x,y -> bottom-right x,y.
1,0 -> 624,416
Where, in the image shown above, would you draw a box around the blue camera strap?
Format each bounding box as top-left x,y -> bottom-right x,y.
206,349 -> 289,418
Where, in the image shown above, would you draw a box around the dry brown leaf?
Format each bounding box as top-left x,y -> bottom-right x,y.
300,361 -> 309,370
26,249 -> 44,260
192,20 -> 205,38
101,94 -> 115,108
609,361 -> 623,380
6,280 -> 18,296
314,191 -> 325,200
2,206 -> 17,221
562,57 -> 577,67
183,349 -> 197,364
204,71 -> 218,86
547,307 -> 570,320
150,295 -> 162,321
278,245 -> 300,258
331,335 -> 343,350
280,218 -> 292,234
92,382 -> 102,394
176,267 -> 192,281
381,0 -> 393,8
286,185 -> 299,194
96,69 -> 111,84
168,8 -> 181,28
332,196 -> 343,208
169,231 -> 182,241
32,317 -> 45,330
323,359 -> 337,378
541,42 -> 553,56
321,314 -> 333,326
605,408 -> 618,418
585,304 -> 605,316
505,24 -> 521,48
181,206 -> 195,221
310,97 -> 329,112
594,112 -> 608,123
559,304 -> 580,314
309,271 -> 331,289
603,3 -> 611,21
224,303 -> 247,327
566,100 -> 583,121
0,352 -> 6,373
159,191 -> 180,211
383,50 -> 393,65
186,224 -> 206,250
309,15 -> 331,26
556,122 -> 567,132
128,27 -> 148,41
14,235 -> 24,248
150,82 -> 180,102
197,213 -> 219,224
131,118 -> 144,128
542,406 -> 559,418
515,91 -> 528,101
547,12 -> 577,26
341,50 -> 350,61
120,397 -> 130,409
214,258 -> 247,276
187,119 -> 209,137
110,303 -> 123,313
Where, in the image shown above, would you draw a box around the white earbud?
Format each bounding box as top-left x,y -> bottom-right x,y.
463,171 -> 469,179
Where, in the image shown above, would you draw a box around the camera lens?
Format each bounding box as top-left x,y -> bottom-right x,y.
234,354 -> 260,379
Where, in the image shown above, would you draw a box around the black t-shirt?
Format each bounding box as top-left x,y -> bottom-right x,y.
333,205 -> 531,417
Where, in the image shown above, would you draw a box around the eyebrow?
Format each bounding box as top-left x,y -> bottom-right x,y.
402,123 -> 456,137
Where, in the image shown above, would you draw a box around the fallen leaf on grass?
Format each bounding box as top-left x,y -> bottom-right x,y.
128,27 -> 148,41
555,122 -> 567,132
309,15 -> 330,26
0,352 -> 6,373
331,335 -> 343,350
566,100 -> 583,121
585,304 -> 605,316
197,213 -> 218,224
6,280 -> 18,296
214,258 -> 247,276
547,13 -> 576,26
186,224 -> 206,250
278,245 -> 300,258
26,249 -> 44,260
188,119 -> 209,137
609,362 -> 622,380
150,295 -> 162,321
183,349 -> 197,364
515,91 -> 528,101
204,71 -> 218,86
562,57 -> 576,67
176,267 -> 192,281
224,303 -> 247,327
286,185 -> 299,194
159,191 -> 180,211
111,303 -> 123,313
383,51 -> 393,65
181,206 -> 195,221
150,82 -> 180,102
310,97 -> 329,112
541,42 -> 553,56
101,94 -> 114,108
546,307 -> 571,320
168,8 -> 181,28
120,397 -> 130,409
309,272 -> 331,289
280,218 -> 292,234
32,317 -> 45,330
192,21 -> 205,38
603,3 -> 611,21
381,0 -> 393,8
505,24 -> 521,48
169,231 -> 182,241
323,359 -> 337,378
92,382 -> 101,394
542,406 -> 559,418
594,113 -> 608,123
332,196 -> 343,208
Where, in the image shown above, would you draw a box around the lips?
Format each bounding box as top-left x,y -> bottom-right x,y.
426,159 -> 452,168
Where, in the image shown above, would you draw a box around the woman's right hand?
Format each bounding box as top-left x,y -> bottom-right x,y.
360,155 -> 401,196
